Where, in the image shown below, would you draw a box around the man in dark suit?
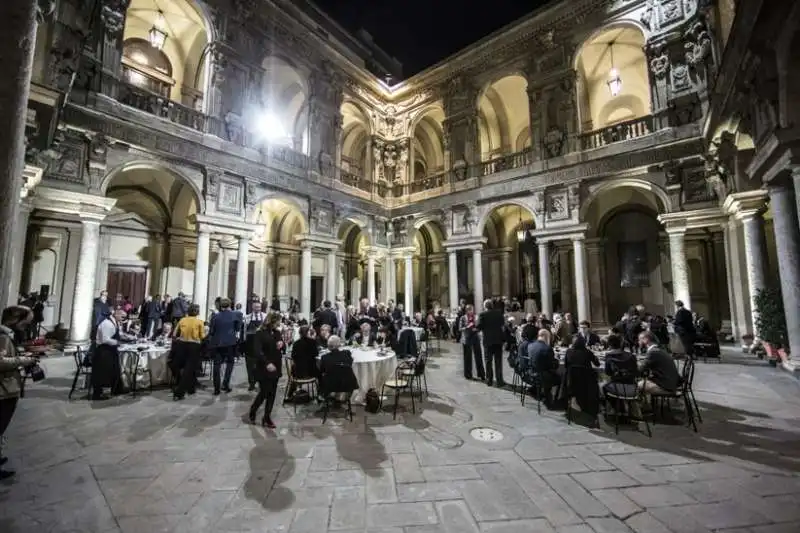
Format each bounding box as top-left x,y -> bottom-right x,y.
673,300 -> 696,358
577,320 -> 601,347
477,299 -> 506,387
207,298 -> 242,395
315,300 -> 339,334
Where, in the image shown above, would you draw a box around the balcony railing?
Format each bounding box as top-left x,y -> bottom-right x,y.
578,115 -> 653,151
116,81 -> 210,133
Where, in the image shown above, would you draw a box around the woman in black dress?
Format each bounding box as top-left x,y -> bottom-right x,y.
250,314 -> 283,428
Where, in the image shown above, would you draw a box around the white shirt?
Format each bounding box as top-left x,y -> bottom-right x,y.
96,318 -> 119,346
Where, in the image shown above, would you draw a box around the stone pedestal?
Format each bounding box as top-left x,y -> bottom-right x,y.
667,229 -> 691,310
768,182 -> 800,359
0,1 -> 39,308
235,236 -> 249,307
193,230 -> 210,318
538,242 -> 552,317
67,220 -> 101,346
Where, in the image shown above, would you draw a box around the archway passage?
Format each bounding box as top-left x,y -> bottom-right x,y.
583,184 -> 673,325
338,221 -> 370,305
480,204 -> 536,307
478,75 -> 530,162
411,106 -> 446,181
340,102 -> 371,179
123,0 -> 210,108
102,165 -> 201,308
575,25 -> 650,135
252,56 -> 309,152
410,220 -> 447,310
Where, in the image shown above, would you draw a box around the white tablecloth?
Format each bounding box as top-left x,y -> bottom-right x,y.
399,327 -> 425,340
348,347 -> 397,400
119,344 -> 171,387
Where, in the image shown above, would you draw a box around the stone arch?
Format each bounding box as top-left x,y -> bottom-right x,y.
573,22 -> 651,132
475,199 -> 537,238
579,178 -> 671,228
411,218 -> 447,253
335,214 -> 370,246
477,74 -> 530,161
410,104 -> 446,177
252,197 -> 309,244
101,160 -> 205,216
341,100 -> 372,175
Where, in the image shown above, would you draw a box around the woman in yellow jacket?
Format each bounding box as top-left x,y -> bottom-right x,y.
173,304 -> 206,400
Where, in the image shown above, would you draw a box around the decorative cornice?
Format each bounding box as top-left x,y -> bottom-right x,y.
32,186 -> 116,220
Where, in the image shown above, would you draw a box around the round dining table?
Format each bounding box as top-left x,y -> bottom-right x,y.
118,343 -> 172,387
343,346 -> 397,402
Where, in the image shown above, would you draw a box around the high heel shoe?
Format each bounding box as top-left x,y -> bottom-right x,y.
248,411 -> 256,424
262,417 -> 276,429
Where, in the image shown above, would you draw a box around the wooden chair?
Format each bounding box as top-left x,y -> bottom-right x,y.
380,362 -> 415,420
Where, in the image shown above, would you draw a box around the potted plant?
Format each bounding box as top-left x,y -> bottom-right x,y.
754,286 -> 788,366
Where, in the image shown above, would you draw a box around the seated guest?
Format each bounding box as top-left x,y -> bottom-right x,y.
552,314 -> 573,347
375,325 -> 392,348
155,322 -> 173,343
602,334 -> 640,415
576,321 -> 601,347
287,325 -> 319,397
529,329 -> 560,407
565,336 -> 600,369
564,336 -> 601,415
317,324 -> 332,349
351,321 -> 376,347
319,336 -> 359,397
638,330 -> 680,395
411,312 -> 425,328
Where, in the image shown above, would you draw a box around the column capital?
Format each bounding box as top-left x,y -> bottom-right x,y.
442,236 -> 486,251
658,208 -> 728,232
722,189 -> 769,221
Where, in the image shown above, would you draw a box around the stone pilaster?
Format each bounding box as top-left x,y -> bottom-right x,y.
326,249 -> 338,304
768,181 -> 800,360
0,0 -> 41,309
265,250 -> 276,303
667,229 -> 692,310
572,236 -> 590,323
585,238 -> 608,328
366,252 -> 377,305
300,241 -> 313,319
538,241 -> 552,317
6,201 -> 31,307
67,219 -> 102,346
404,254 -> 414,313
447,249 -> 458,313
472,248 -> 484,309
193,230 -> 211,319
235,235 -> 250,307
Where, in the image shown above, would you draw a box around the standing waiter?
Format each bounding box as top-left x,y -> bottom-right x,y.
244,301 -> 266,391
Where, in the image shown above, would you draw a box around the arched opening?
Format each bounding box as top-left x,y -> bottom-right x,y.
575,25 -> 650,133
409,220 -> 447,310
338,221 -> 370,305
253,198 -> 309,309
583,184 -> 670,323
479,204 -> 536,308
253,56 -> 309,152
123,0 -> 210,109
102,165 -> 201,307
411,106 -> 446,180
477,75 -> 530,161
340,101 -> 371,178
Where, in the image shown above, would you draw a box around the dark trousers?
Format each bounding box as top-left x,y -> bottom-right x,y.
250,377 -> 279,420
174,342 -> 201,397
212,345 -> 236,392
0,398 -> 19,445
244,335 -> 258,388
484,343 -> 505,385
462,341 -> 485,379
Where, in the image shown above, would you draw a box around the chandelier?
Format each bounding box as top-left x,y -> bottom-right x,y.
149,9 -> 168,51
607,41 -> 622,97
516,206 -> 527,243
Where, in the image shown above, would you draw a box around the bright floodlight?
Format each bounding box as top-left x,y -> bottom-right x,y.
257,112 -> 287,141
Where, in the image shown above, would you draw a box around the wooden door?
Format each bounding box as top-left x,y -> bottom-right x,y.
106,267 -> 147,309
311,276 -> 324,310
227,260 -> 255,304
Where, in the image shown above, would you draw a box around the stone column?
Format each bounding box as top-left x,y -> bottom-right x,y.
559,247 -> 573,312
768,182 -> 800,358
265,251 -> 275,303
448,249 -> 458,313
67,219 -> 102,346
472,248 -> 484,309
418,257 -> 427,310
6,201 -> 30,306
367,253 -> 376,305
667,229 -> 691,310
739,212 -> 769,334
585,239 -> 608,327
404,254 -> 414,313
326,249 -> 337,304
235,236 -> 249,307
0,1 -> 41,308
572,236 -> 590,323
193,230 -> 211,318
724,220 -> 750,338
500,250 -> 511,298
538,241 -> 552,317
300,242 -> 312,318
388,256 -> 396,304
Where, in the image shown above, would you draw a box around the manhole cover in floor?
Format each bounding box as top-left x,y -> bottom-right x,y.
470,427 -> 504,442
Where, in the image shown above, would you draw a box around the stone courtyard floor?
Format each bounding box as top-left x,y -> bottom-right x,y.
2,344 -> 800,533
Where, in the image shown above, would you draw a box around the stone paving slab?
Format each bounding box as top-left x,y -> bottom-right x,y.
1,344 -> 800,533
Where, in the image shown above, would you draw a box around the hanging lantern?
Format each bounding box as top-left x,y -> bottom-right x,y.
606,42 -> 622,97
516,229 -> 527,243
149,11 -> 167,50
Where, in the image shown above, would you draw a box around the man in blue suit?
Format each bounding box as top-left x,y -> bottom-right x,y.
207,297 -> 242,395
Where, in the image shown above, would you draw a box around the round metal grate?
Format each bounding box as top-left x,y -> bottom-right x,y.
470,427 -> 504,442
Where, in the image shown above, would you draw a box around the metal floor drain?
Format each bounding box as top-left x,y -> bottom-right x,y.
470,427 -> 504,442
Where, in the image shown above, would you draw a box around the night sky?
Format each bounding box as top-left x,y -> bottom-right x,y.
313,0 -> 552,78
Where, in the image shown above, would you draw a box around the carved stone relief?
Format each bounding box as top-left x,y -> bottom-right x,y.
218,180 -> 243,214
546,192 -> 569,220
310,202 -> 334,233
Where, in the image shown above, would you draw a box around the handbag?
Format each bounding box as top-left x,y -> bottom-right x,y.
364,388 -> 380,413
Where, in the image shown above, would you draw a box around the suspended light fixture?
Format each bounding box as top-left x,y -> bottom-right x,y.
254,208 -> 265,237
149,8 -> 168,51
516,206 -> 527,243
607,41 -> 622,97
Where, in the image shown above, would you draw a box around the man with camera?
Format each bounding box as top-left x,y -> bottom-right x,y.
0,305 -> 42,480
